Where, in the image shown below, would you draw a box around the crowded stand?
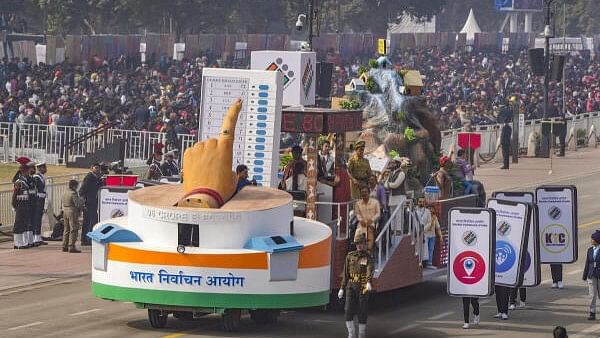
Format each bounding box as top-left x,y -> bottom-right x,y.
0,46 -> 597,136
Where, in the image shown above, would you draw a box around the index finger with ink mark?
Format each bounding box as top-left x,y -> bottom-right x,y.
219,98 -> 243,142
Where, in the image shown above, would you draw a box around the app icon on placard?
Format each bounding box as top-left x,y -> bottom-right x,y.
542,223 -> 569,253
496,240 -> 516,273
548,206 -> 562,220
453,251 -> 486,285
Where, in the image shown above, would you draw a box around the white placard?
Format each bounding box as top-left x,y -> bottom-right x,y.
447,208 -> 495,297
200,68 -> 283,188
139,42 -> 146,53
487,199 -> 530,287
35,44 -> 46,65
518,113 -> 525,145
251,51 -> 316,106
98,187 -> 135,223
365,154 -> 389,173
492,192 -> 541,287
536,185 -> 578,263
173,43 -> 185,61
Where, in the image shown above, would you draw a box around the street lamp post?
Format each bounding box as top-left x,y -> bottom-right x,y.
540,0 -> 554,158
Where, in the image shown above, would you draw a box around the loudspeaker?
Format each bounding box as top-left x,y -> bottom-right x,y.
316,62 -> 333,98
550,54 -> 566,82
528,48 -> 545,76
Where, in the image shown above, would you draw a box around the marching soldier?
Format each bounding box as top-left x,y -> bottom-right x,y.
160,150 -> 180,176
12,157 -> 35,249
31,162 -> 49,246
338,234 -> 374,338
146,143 -> 164,180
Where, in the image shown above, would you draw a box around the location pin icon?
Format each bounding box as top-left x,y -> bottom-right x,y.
464,258 -> 475,276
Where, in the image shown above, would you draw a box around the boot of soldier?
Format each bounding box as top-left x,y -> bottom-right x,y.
358,324 -> 367,338
13,233 -> 26,249
345,321 -> 356,338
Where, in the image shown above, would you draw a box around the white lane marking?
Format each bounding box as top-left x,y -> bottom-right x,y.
580,194 -> 591,199
541,278 -> 552,284
69,308 -> 101,316
8,321 -> 44,330
480,299 -> 491,305
571,323 -> 600,338
388,323 -> 419,335
567,269 -> 584,275
428,311 -> 455,320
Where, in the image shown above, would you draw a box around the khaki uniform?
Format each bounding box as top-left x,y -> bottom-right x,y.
347,155 -> 372,199
61,189 -> 84,249
341,249 -> 374,324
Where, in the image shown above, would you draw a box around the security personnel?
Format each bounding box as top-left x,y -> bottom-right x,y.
347,141 -> 372,199
500,119 -> 512,170
12,157 -> 35,249
583,230 -> 600,320
338,234 -> 374,338
146,143 -> 164,180
31,162 -> 48,246
160,150 -> 180,176
79,163 -> 103,245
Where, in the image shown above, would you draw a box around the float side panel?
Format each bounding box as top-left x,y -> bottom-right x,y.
92,282 -> 330,309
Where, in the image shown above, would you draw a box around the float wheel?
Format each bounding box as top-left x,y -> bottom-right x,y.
148,309 -> 168,328
250,309 -> 280,324
222,308 -> 242,332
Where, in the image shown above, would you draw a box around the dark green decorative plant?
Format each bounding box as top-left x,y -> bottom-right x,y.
340,99 -> 361,110
368,59 -> 379,69
279,152 -> 293,170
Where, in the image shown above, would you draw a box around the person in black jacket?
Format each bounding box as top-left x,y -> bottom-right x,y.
583,230 -> 600,320
500,120 -> 512,169
78,163 -> 103,246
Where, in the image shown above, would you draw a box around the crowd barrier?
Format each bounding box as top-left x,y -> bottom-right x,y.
440,111 -> 600,157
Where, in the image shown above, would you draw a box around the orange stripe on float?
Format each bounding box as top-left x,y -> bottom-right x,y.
107,236 -> 331,269
298,235 -> 332,268
107,244 -> 268,269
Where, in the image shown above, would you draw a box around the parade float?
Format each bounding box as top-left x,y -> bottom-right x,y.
88,93 -> 332,331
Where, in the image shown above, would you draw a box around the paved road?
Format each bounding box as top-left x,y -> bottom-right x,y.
1,173 -> 599,338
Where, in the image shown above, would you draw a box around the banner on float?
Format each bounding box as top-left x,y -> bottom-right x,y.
98,186 -> 137,223
536,185 -> 578,263
447,207 -> 496,297
487,199 -> 530,287
492,192 -> 541,287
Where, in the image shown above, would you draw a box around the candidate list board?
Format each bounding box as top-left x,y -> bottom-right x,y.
200,68 -> 283,187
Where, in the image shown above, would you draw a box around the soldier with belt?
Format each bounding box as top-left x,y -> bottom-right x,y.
12,157 -> 35,249
161,150 -> 180,176
347,141 -> 372,199
146,143 -> 164,180
338,234 -> 374,338
31,162 -> 49,246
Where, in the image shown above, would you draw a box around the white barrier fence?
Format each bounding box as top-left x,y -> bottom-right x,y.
441,111 -> 600,157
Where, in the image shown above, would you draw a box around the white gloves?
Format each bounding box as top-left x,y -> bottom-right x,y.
338,288 -> 344,299
366,282 -> 372,292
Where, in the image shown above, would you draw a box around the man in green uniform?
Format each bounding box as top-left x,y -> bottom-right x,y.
338,234 -> 374,338
347,141 -> 372,199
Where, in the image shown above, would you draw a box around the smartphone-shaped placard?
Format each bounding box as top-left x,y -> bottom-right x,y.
535,185 -> 578,263
492,192 -> 541,287
98,186 -> 137,223
447,207 -> 496,297
487,199 -> 530,287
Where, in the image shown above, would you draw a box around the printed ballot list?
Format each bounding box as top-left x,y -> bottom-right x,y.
200,68 -> 283,187
448,208 -> 494,297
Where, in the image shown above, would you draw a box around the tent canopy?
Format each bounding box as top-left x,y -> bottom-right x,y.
460,8 -> 482,41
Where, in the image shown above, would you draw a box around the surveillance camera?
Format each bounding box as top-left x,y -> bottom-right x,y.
296,14 -> 306,31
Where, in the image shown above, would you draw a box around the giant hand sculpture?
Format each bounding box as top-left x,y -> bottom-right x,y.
178,99 -> 242,208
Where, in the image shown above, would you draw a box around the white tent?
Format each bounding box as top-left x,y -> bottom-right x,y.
460,8 -> 482,41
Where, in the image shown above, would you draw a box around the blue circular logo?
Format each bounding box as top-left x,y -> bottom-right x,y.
496,240 -> 516,273
523,250 -> 531,272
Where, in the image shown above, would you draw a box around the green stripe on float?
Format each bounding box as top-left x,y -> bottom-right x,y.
92,282 -> 330,309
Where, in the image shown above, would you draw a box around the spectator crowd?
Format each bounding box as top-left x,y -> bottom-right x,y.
1,46 -> 600,136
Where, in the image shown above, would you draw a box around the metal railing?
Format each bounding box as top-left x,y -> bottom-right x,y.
441,111 -> 600,156
374,199 -> 421,273
292,199 -> 356,240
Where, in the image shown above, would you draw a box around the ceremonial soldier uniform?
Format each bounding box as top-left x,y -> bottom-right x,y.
31,162 -> 48,246
146,143 -> 164,180
347,141 -> 372,199
339,234 -> 374,338
160,151 -> 180,176
12,157 -> 35,249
